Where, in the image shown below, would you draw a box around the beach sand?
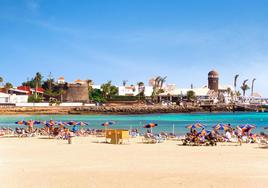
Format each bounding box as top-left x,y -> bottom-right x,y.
0,137 -> 268,188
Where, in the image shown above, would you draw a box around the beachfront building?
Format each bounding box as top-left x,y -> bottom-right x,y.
158,87 -> 218,104
0,92 -> 28,104
57,77 -> 65,84
238,93 -> 268,105
118,85 -> 153,97
16,86 -> 45,95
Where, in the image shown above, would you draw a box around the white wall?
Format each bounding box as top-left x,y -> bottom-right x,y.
84,103 -> 96,106
0,97 -> 8,103
10,95 -> 28,103
59,103 -> 83,107
15,103 -> 50,107
118,86 -> 153,97
144,86 -> 153,97
118,86 -> 139,96
0,93 -> 28,104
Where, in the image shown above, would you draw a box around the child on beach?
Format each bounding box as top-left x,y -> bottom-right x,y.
236,126 -> 242,146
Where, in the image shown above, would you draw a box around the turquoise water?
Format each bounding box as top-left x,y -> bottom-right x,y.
0,112 -> 267,135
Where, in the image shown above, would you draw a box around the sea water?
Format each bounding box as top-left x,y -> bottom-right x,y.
0,112 -> 267,135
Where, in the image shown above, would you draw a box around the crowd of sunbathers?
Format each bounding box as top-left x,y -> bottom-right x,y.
0,125 -> 106,139
182,126 -> 263,146
1,121 -> 268,146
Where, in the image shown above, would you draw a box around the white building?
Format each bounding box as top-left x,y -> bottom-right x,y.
159,86 -> 219,104
118,86 -> 153,97
92,85 -> 101,90
0,92 -> 28,104
57,77 -> 65,84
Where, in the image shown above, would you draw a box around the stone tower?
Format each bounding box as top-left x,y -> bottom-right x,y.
63,83 -> 89,103
208,70 -> 219,92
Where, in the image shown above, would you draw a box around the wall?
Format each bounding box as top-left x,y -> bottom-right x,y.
15,103 -> 50,107
10,95 -> 28,103
59,103 -> 83,107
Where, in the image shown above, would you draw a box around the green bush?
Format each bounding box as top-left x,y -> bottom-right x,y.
28,94 -> 43,103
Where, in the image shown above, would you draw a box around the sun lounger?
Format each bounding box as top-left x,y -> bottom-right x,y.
258,139 -> 268,148
142,134 -> 157,144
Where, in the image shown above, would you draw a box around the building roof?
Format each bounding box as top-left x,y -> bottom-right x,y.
208,70 -> 219,77
218,85 -> 234,91
58,77 -> 65,80
9,88 -> 28,94
74,79 -> 84,83
17,86 -> 44,94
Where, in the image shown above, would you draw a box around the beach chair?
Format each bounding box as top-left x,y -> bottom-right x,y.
258,139 -> 268,149
142,134 -> 157,144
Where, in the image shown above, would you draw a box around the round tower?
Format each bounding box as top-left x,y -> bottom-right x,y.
208,70 -> 219,92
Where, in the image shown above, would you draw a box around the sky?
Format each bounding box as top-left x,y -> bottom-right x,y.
0,0 -> 268,96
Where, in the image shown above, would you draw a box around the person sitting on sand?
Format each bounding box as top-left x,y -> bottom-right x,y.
191,130 -> 199,145
63,128 -> 69,140
225,130 -> 231,142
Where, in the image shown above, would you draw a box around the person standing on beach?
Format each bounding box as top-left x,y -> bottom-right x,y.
28,120 -> 34,133
236,126 -> 242,146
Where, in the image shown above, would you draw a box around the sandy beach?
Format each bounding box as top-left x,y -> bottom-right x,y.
0,136 -> 268,188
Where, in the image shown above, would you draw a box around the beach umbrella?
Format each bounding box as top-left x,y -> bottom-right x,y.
57,122 -> 65,128
239,124 -> 256,134
239,124 -> 256,129
43,120 -> 57,125
42,120 -> 57,129
198,129 -> 210,136
102,121 -> 116,126
66,121 -> 77,126
186,123 -> 204,129
76,122 -> 88,126
143,123 -> 158,129
17,120 -> 41,126
213,123 -> 230,131
143,123 -> 158,133
15,120 -> 27,125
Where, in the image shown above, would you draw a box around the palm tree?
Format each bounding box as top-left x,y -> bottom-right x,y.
137,82 -> 145,91
154,76 -> 161,88
34,72 -> 42,99
159,76 -> 167,89
4,82 -> 13,93
251,78 -> 256,96
226,87 -> 232,97
137,82 -> 145,101
241,79 -> 250,97
234,74 -> 239,92
0,77 -> 3,87
122,80 -> 128,86
101,81 -> 118,99
187,90 -> 196,102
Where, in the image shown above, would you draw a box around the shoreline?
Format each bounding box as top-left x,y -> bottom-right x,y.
0,105 -> 249,115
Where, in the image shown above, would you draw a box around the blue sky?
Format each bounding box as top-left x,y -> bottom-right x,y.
0,0 -> 268,96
